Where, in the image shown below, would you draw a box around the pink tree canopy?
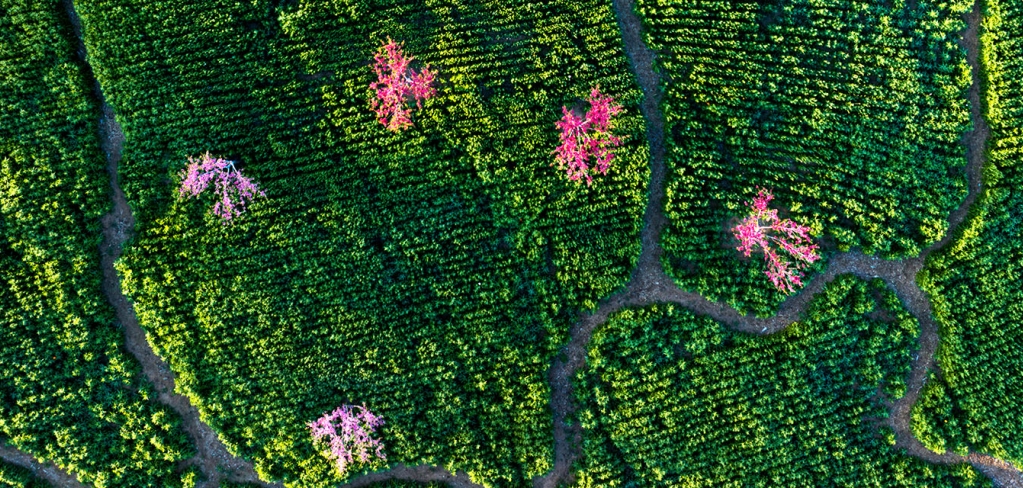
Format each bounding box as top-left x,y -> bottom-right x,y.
732,188 -> 821,294
553,86 -> 623,185
308,404 -> 386,477
369,37 -> 436,131
178,152 -> 265,222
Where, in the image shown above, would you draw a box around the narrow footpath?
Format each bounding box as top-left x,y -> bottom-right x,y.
0,444 -> 86,488
62,1 -> 280,487
534,0 -> 1023,487
3,0 -> 1013,487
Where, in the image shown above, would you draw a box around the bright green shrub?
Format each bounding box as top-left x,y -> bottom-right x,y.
575,276 -> 989,486
70,0 -> 649,485
639,0 -> 973,315
0,0 -> 193,485
914,0 -> 1023,466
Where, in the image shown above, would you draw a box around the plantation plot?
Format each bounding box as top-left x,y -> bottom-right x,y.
640,0 -> 973,315
0,0 -> 193,485
71,0 -> 648,485
574,276 -> 989,487
913,0 -> 1023,466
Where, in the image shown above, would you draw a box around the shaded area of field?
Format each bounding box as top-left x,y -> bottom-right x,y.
0,0 -> 194,485
69,0 -> 649,485
913,0 -> 1023,470
642,0 -> 975,316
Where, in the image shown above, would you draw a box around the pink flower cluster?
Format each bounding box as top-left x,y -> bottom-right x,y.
178,152 -> 265,222
553,87 -> 623,185
308,404 -> 386,476
370,38 -> 436,131
732,188 -> 821,294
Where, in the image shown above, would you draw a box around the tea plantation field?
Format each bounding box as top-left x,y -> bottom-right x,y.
641,0 -> 974,315
573,276 -> 989,487
913,0 -> 1023,466
0,0 -> 193,485
71,0 -> 647,485
2,0 -> 1021,486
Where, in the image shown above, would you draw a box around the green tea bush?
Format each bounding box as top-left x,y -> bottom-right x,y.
575,276 -> 989,487
638,0 -> 973,315
0,0 -> 193,485
914,0 -> 1023,466
71,0 -> 649,485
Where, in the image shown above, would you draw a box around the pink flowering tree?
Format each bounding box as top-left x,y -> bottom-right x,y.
369,37 -> 436,131
308,404 -> 386,477
178,152 -> 265,222
732,188 -> 821,294
553,86 -> 623,185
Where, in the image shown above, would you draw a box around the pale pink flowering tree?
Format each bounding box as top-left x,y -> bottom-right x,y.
178,152 -> 265,222
370,37 -> 436,131
553,86 -> 623,185
308,404 -> 386,477
732,188 -> 821,294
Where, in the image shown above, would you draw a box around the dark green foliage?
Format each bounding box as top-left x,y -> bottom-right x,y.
911,372 -> 970,457
914,0 -> 1023,465
0,0 -> 194,486
575,276 -> 989,487
71,0 -> 648,485
0,460 -> 46,488
640,0 -> 973,315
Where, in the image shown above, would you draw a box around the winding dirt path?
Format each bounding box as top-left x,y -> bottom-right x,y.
0,444 -> 87,488
532,0 -> 1023,487
60,1 -> 282,487
342,464 -> 481,488
37,0 -> 1015,486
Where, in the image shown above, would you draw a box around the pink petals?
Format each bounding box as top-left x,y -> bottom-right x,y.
733,188 -> 820,294
178,152 -> 265,223
370,38 -> 436,131
308,404 -> 386,477
553,87 -> 623,185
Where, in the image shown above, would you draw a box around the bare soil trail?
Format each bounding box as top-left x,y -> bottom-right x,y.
48,0 -> 1017,486
532,0 -> 1022,487
61,1 -> 281,486
342,465 -> 481,488
0,444 -> 88,488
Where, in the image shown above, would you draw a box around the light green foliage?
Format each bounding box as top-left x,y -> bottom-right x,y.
71,0 -> 649,485
575,276 -> 989,487
0,0 -> 193,485
639,0 -> 973,315
914,0 -> 1023,466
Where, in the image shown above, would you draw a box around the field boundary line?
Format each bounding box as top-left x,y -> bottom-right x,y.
535,0 -> 1023,487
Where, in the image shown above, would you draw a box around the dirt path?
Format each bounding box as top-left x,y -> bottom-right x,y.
342,465 -> 482,488
0,444 -> 87,488
532,0 -> 1023,487
48,0 -> 1017,486
60,1 -> 282,487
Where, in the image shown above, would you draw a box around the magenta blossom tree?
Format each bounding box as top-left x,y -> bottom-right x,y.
369,37 -> 436,131
732,188 -> 821,294
178,152 -> 265,222
308,404 -> 386,477
553,86 -> 623,185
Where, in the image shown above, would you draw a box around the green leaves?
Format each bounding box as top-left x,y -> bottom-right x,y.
648,0 -> 973,316
0,0 -> 193,485
575,277 -> 988,487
